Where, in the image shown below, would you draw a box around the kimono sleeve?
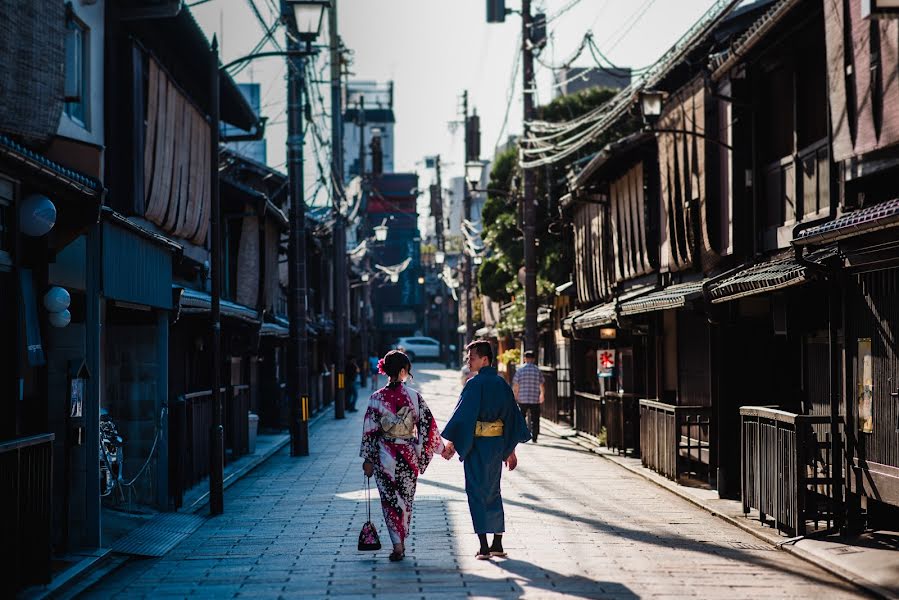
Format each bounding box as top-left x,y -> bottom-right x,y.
441,380 -> 480,460
416,392 -> 444,474
359,391 -> 381,464
501,385 -> 531,459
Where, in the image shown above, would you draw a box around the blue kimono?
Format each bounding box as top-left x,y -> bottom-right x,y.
442,366 -> 531,534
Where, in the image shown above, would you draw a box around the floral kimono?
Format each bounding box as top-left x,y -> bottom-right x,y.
360,382 -> 444,545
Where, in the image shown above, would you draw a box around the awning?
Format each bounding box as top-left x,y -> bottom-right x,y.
260,322 -> 289,338
572,301 -> 616,331
475,326 -> 497,338
618,279 -> 706,316
177,287 -> 260,324
794,198 -> 899,246
562,310 -> 581,334
706,248 -> 836,304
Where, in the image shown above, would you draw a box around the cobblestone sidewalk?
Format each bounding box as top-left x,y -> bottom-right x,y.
84,364 -> 869,599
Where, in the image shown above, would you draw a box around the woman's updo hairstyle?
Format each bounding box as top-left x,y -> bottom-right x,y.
382,350 -> 412,380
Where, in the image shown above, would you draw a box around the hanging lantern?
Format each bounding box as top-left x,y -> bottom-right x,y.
43,286 -> 71,313
19,193 -> 57,237
48,309 -> 72,328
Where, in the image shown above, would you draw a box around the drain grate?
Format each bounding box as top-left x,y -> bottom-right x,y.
112,513 -> 207,557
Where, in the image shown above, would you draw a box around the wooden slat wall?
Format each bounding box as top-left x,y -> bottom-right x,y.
264,221 -> 280,313
657,76 -> 720,274
825,0 -> 899,162
236,211 -> 260,309
851,269 -> 899,469
610,162 -> 653,283
573,203 -> 613,304
143,56 -> 211,245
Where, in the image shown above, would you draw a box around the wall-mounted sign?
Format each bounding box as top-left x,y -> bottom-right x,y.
597,350 -> 616,379
858,338 -> 873,433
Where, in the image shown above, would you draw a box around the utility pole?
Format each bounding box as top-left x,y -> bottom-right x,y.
330,0 -> 346,420
521,0 -> 539,354
286,19 -> 310,457
434,157 -> 449,367
462,91 -> 474,344
209,36 -> 224,515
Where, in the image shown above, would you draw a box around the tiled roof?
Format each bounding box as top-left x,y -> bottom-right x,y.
178,287 -> 260,324
572,301 -> 617,331
618,279 -> 706,315
794,199 -> 899,245
710,0 -> 801,80
707,251 -> 801,303
0,133 -> 102,196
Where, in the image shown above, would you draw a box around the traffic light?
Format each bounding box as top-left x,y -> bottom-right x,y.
487,0 -> 505,23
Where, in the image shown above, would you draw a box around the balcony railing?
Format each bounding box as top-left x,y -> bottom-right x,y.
740,407 -> 841,536
639,399 -> 712,481
0,433 -> 55,590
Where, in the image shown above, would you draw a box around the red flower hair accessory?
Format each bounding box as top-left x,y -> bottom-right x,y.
377,358 -> 387,375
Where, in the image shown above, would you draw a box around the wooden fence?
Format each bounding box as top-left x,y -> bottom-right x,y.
605,392 -> 640,456
639,399 -> 712,481
740,406 -> 840,536
0,433 -> 54,590
574,391 -> 604,439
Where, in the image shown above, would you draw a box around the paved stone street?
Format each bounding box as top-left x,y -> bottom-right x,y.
85,365 -> 868,599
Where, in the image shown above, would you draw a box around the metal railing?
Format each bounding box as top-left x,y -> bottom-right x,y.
740,406 -> 840,536
639,399 -> 712,481
574,391 -> 604,439
0,433 -> 55,590
605,392 -> 640,456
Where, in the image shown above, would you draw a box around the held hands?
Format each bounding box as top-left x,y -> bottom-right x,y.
505,452 -> 518,471
441,441 -> 456,460
363,460 -> 374,478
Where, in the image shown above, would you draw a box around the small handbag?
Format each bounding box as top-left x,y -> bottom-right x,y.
358,475 -> 382,551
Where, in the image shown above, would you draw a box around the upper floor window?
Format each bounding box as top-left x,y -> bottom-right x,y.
64,13 -> 89,129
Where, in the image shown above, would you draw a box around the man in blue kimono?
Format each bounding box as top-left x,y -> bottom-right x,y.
442,340 -> 531,559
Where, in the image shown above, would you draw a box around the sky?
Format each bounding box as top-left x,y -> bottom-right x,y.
194,0 -> 720,197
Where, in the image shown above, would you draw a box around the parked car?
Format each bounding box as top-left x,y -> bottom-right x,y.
392,336 -> 441,361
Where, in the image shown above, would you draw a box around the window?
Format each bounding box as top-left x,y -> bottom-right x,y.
64,13 -> 89,128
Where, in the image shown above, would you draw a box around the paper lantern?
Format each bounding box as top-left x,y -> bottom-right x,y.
19,193 -> 57,237
44,286 -> 71,313
48,309 -> 72,328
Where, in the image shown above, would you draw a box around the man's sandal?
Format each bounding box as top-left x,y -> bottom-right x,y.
475,548 -> 491,560
489,549 -> 507,557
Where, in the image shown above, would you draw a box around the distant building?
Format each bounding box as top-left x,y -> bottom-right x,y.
343,81 -> 395,181
224,83 -> 267,164
445,169 -> 488,239
554,67 -> 631,98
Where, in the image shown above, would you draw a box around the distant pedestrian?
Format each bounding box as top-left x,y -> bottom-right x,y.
369,354 -> 380,390
442,340 -> 530,560
513,350 -> 545,443
346,356 -> 360,412
360,350 -> 445,562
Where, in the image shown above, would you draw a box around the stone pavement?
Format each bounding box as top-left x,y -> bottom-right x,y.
83,364 -> 870,599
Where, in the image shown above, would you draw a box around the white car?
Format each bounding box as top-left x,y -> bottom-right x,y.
393,336 -> 441,361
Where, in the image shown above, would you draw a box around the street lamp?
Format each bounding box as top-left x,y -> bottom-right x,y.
418,276 -> 426,284
361,273 -> 370,283
389,272 -> 399,284
435,250 -> 445,265
284,0 -> 329,46
638,89 -> 666,126
465,159 -> 488,190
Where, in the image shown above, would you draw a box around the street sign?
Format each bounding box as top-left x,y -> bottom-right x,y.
597,350 -> 616,378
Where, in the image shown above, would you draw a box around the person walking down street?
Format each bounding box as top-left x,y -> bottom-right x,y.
360,351 -> 445,562
513,350 -> 544,443
441,340 -> 531,560
369,353 -> 380,390
346,356 -> 360,412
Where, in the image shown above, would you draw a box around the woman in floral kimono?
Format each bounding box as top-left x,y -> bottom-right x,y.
360,350 -> 444,561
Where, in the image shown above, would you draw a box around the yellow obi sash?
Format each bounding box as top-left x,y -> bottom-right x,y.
474,420 -> 504,437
